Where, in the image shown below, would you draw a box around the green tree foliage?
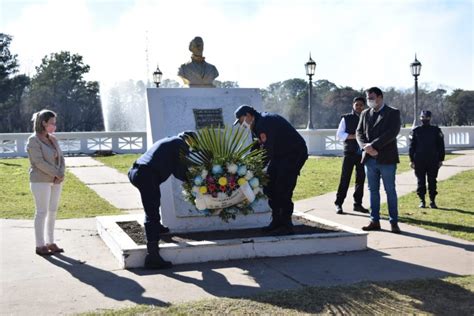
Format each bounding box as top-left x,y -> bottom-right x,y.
446,90 -> 474,126
0,33 -> 30,132
24,51 -> 104,131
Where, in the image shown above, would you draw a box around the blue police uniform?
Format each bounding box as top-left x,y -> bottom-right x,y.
128,133 -> 190,252
250,110 -> 308,231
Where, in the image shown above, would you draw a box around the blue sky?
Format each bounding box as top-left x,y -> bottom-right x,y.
1,0 -> 473,90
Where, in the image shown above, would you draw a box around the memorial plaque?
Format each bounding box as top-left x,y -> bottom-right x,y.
193,108 -> 224,129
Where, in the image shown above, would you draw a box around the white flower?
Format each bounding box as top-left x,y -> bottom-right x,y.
226,163 -> 238,174
201,169 -> 208,178
245,170 -> 254,180
194,197 -> 207,210
192,186 -> 200,194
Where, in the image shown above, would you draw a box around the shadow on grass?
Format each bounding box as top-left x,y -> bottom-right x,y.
0,161 -> 22,167
45,254 -> 168,307
437,207 -> 474,216
399,217 -> 474,247
130,249 -> 472,314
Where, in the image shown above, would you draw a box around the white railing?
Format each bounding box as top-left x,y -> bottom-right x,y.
0,127 -> 472,158
0,131 -> 146,158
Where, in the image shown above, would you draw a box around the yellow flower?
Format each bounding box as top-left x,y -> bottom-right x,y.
218,177 -> 228,186
199,186 -> 208,194
237,178 -> 247,186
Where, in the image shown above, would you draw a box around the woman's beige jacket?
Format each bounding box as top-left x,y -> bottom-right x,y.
26,134 -> 65,183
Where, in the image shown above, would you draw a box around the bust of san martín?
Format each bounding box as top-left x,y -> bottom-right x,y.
178,36 -> 219,87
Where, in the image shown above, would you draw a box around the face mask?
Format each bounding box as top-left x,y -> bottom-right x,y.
367,100 -> 377,109
421,119 -> 430,125
46,124 -> 56,134
241,120 -> 251,129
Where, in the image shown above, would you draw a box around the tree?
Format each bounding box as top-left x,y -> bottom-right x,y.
24,51 -> 104,131
0,33 -> 30,132
446,90 -> 474,126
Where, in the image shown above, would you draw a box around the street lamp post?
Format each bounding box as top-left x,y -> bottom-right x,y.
153,65 -> 163,88
305,53 -> 316,129
410,55 -> 422,127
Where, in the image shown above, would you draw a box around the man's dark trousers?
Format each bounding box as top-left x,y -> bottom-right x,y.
335,153 -> 365,206
265,150 -> 308,226
414,158 -> 439,200
128,163 -> 162,245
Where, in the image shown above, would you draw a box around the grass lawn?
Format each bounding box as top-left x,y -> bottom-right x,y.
0,158 -> 122,219
96,154 -> 457,201
83,275 -> 474,315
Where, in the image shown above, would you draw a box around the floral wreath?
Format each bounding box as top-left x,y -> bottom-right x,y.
181,126 -> 268,222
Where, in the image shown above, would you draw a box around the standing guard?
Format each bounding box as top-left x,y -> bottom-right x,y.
409,110 -> 445,208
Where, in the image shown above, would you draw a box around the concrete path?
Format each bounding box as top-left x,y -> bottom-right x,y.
1,151 -> 473,315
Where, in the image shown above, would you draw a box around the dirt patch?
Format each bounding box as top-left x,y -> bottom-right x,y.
117,216 -> 340,245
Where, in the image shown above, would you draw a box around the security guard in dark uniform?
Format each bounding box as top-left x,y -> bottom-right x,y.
128,131 -> 195,269
233,105 -> 308,235
409,111 -> 445,208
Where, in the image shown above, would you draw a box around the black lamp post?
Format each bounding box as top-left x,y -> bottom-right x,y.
153,65 -> 163,88
305,53 -> 316,129
410,55 -> 422,127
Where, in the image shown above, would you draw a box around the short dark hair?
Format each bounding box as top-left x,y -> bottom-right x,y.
353,96 -> 366,104
365,87 -> 383,98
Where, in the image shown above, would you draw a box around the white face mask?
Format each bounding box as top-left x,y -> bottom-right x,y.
367,100 -> 377,109
241,120 -> 251,129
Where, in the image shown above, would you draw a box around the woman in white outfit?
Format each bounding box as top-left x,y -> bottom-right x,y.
27,109 -> 65,256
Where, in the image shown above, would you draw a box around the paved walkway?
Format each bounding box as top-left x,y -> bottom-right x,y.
1,151 -> 473,315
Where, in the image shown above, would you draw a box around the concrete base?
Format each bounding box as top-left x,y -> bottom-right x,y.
97,212 -> 368,268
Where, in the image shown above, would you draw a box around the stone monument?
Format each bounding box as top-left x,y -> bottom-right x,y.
178,36 -> 219,87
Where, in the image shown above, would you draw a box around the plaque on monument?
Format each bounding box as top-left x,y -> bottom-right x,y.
193,108 -> 224,129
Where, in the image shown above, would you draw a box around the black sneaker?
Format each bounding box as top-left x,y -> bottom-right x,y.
419,200 -> 426,208
335,204 -> 343,214
144,254 -> 172,269
353,204 -> 369,213
391,223 -> 401,234
262,219 -> 280,232
429,201 -> 438,209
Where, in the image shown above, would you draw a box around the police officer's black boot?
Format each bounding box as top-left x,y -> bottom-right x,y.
270,210 -> 294,236
418,196 -> 426,208
144,242 -> 172,269
262,209 -> 281,233
429,197 -> 438,209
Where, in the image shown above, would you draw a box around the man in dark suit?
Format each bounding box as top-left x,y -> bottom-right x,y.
356,87 -> 401,233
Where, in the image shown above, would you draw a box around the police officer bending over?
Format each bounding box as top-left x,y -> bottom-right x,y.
409,111 -> 445,209
128,131 -> 195,269
233,105 -> 308,235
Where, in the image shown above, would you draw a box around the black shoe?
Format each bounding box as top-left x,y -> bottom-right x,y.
335,204 -> 343,214
270,225 -> 294,236
262,219 -> 280,232
353,204 -> 369,213
419,200 -> 426,208
362,221 -> 381,231
144,253 -> 172,269
158,224 -> 170,234
429,201 -> 438,209
391,223 -> 401,234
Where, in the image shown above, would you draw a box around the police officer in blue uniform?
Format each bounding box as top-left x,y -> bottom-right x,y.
334,97 -> 369,214
233,105 -> 308,235
128,131 -> 195,269
409,111 -> 445,208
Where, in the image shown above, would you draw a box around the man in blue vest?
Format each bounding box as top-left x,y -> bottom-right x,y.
128,131 -> 195,269
335,97 -> 369,214
233,105 -> 308,235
